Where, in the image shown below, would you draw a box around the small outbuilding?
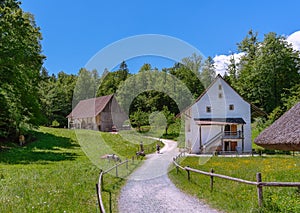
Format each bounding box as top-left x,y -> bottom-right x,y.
254,101 -> 300,151
67,94 -> 128,132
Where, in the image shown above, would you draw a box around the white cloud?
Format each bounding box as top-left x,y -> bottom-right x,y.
213,52 -> 244,76
287,30 -> 300,51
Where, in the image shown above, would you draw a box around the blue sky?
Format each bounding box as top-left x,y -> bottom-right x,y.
21,0 -> 300,75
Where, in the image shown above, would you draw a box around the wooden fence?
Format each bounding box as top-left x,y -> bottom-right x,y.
96,159 -> 133,213
96,155 -> 145,213
173,154 -> 300,207
96,170 -> 105,213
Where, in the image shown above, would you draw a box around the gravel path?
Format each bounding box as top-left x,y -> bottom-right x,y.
118,139 -> 221,213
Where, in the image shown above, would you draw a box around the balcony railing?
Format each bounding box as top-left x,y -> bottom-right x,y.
223,131 -> 243,139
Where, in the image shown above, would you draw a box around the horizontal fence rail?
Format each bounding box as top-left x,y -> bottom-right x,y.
259,182 -> 300,187
185,166 -> 258,186
103,159 -> 129,177
172,153 -> 300,207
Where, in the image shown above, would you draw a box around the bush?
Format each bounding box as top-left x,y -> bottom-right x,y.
51,120 -> 60,127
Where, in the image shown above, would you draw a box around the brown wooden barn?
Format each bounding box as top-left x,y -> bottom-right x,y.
67,94 -> 128,132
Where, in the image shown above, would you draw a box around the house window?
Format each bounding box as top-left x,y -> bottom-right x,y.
219,84 -> 222,90
219,93 -> 223,98
229,104 -> 234,110
206,106 -> 211,113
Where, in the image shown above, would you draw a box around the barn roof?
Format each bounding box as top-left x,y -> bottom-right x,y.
254,101 -> 300,151
67,94 -> 114,119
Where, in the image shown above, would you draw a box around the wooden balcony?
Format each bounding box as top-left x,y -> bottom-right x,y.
223,131 -> 244,139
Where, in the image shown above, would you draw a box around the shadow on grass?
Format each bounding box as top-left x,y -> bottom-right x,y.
102,175 -> 126,213
0,130 -> 79,164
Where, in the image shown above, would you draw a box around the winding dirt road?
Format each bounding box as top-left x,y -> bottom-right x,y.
118,139 -> 221,213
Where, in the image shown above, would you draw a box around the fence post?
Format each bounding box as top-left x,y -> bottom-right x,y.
256,172 -> 263,207
210,168 -> 214,192
95,184 -> 101,211
126,159 -> 128,169
116,165 -> 118,177
132,156 -> 134,164
100,169 -> 104,190
187,166 -> 190,181
173,158 -> 179,174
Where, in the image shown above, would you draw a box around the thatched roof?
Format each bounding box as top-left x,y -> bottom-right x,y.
254,102 -> 300,151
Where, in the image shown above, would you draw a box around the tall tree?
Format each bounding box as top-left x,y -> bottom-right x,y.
73,68 -> 98,106
225,54 -> 239,86
38,71 -> 77,127
169,62 -> 204,99
118,60 -> 129,81
162,106 -> 175,135
200,56 -> 216,88
234,31 -> 300,113
129,109 -> 148,132
97,62 -> 130,96
181,53 -> 202,74
237,29 -> 259,62
0,0 -> 44,138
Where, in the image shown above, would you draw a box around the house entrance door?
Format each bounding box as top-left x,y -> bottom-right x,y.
224,141 -> 230,151
231,141 -> 237,151
224,141 -> 238,151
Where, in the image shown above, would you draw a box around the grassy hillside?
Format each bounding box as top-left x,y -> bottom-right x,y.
0,127 -> 159,212
169,156 -> 300,213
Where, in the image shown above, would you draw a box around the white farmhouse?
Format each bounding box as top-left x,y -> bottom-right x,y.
184,74 -> 252,154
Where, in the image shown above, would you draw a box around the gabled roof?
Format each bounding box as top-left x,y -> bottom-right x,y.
254,101 -> 300,151
179,74 -> 242,116
193,74 -> 224,104
179,74 -> 266,117
67,94 -> 114,119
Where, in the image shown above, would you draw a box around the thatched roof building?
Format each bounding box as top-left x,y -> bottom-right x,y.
254,102 -> 300,151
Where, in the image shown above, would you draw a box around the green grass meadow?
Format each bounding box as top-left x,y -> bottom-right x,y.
169,156 -> 300,213
0,127 -> 159,213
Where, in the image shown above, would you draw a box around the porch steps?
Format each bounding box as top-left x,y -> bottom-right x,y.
202,131 -> 223,153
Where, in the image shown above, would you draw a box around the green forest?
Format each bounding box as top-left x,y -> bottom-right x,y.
1,0 -> 300,141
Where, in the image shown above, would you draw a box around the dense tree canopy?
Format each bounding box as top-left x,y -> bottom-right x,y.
97,62 -> 131,97
38,69 -> 77,127
228,30 -> 300,114
0,0 -> 44,137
